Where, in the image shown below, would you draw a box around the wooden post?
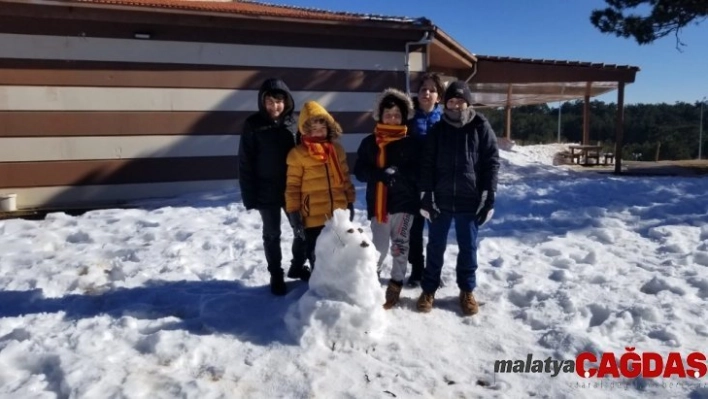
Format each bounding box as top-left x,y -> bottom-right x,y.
614,82 -> 625,174
504,84 -> 512,140
655,142 -> 661,161
582,82 -> 592,145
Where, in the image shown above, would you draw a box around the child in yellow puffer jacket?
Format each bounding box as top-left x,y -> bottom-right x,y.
285,100 -> 356,278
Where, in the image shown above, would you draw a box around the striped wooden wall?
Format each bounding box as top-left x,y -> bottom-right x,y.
0,24 -> 425,210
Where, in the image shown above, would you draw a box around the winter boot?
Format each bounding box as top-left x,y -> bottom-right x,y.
408,261 -> 425,288
287,265 -> 311,281
299,265 -> 312,282
459,290 -> 479,316
383,280 -> 403,310
406,266 -> 423,287
416,291 -> 435,313
270,274 -> 287,296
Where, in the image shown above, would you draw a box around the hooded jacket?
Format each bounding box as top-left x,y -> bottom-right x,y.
354,88 -> 421,219
285,101 -> 356,228
238,79 -> 298,210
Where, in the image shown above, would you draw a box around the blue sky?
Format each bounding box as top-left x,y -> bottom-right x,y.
269,0 -> 707,105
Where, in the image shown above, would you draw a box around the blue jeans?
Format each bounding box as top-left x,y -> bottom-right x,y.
421,212 -> 479,293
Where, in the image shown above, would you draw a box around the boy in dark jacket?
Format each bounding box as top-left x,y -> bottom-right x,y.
416,80 -> 500,316
238,78 -> 308,296
354,88 -> 420,309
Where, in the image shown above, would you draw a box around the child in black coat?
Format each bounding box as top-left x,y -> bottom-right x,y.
354,88 -> 420,309
238,78 -> 309,296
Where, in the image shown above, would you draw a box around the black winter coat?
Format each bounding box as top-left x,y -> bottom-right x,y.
238,79 -> 298,210
354,134 -> 421,219
419,110 -> 500,214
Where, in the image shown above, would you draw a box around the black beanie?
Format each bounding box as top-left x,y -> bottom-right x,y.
378,94 -> 409,122
444,80 -> 474,106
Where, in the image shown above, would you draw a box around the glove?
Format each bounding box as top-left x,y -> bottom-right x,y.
419,192 -> 440,221
347,203 -> 355,221
475,191 -> 495,226
373,166 -> 397,187
287,211 -> 306,240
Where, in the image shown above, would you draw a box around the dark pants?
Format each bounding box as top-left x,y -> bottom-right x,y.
421,212 -> 479,293
407,213 -> 426,279
304,226 -> 325,270
258,207 -> 307,277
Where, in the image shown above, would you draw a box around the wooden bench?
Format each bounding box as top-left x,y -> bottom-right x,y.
569,145 -> 603,166
555,151 -> 581,165
602,152 -> 615,165
585,150 -> 600,165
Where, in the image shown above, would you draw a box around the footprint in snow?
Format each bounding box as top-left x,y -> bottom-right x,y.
628,305 -> 660,323
693,252 -> 708,267
549,269 -> 571,283
686,278 -> 708,299
695,325 -> 708,337
556,292 -> 575,313
647,328 -> 680,347
110,248 -> 141,263
658,243 -> 688,254
507,289 -> 551,309
541,248 -> 563,257
175,231 -> 193,242
640,277 -> 686,296
66,231 -> 93,244
505,271 -> 523,287
633,262 -> 659,272
223,217 -> 239,226
589,275 -> 608,285
550,257 -> 574,270
137,220 -> 160,228
586,304 -> 611,327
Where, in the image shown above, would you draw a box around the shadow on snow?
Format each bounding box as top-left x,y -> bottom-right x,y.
0,279 -> 310,346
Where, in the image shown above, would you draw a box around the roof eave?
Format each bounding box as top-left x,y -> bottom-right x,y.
432,26 -> 477,65
8,0 -> 431,31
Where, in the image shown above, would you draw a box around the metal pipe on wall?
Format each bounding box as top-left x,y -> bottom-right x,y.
404,31 -> 433,96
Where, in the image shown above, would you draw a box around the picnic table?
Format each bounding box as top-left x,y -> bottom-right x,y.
568,145 -> 605,166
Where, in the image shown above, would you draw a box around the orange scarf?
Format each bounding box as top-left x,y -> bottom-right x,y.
302,135 -> 345,185
374,123 -> 408,223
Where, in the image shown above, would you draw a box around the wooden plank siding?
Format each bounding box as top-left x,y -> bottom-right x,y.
0,10 -> 426,210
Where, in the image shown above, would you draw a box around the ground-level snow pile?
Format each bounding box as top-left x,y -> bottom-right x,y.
285,209 -> 386,349
496,143 -> 577,183
500,142 -> 572,167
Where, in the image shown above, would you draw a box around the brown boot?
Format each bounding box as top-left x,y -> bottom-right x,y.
383,280 -> 403,309
460,291 -> 479,316
416,291 -> 435,313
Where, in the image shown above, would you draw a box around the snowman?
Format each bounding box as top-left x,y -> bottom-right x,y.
285,209 -> 387,349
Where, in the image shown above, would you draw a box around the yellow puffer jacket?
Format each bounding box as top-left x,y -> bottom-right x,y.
285,141 -> 356,228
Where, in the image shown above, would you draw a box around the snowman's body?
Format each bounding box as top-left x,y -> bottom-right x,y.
285,209 -> 387,348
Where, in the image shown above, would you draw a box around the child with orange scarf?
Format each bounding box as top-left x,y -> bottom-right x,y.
353,88 -> 420,309
285,101 -> 356,278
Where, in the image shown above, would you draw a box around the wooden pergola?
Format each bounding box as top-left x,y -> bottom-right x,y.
426,44 -> 640,174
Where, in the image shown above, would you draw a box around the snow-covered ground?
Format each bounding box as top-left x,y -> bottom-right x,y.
1,143 -> 708,399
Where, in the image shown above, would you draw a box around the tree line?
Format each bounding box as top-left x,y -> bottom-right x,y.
482,100 -> 706,161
